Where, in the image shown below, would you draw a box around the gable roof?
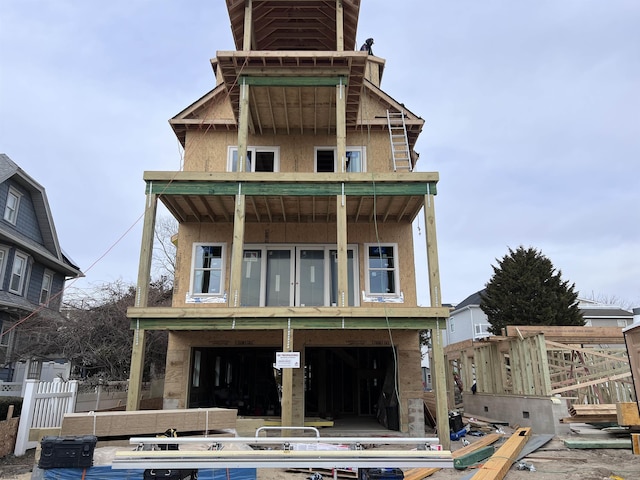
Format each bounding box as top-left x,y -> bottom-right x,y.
453,289 -> 485,312
170,72 -> 424,152
0,154 -> 82,278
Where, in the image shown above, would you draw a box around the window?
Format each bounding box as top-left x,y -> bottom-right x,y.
9,252 -> 28,294
240,244 -> 359,307
4,188 -> 21,225
315,147 -> 366,172
40,271 -> 53,305
450,319 -> 455,333
365,244 -> 399,296
228,147 -> 279,172
191,244 -> 225,295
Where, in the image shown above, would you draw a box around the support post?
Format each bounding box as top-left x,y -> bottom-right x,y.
281,323 -> 294,428
229,80 -> 250,306
335,0 -> 344,52
423,192 -> 450,449
126,193 -> 157,411
243,0 -> 253,51
335,79 -> 348,305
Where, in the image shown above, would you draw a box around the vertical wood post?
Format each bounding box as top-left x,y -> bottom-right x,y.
423,192 -> 450,449
243,0 -> 253,51
229,81 -> 250,306
335,79 -> 348,305
335,0 -> 344,52
126,193 -> 157,411
281,323 -> 294,428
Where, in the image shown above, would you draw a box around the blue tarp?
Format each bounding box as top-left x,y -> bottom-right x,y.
38,466 -> 257,480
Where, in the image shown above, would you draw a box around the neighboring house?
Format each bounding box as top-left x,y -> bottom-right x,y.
578,298 -> 634,328
0,154 -> 83,381
446,290 -> 491,345
447,289 -> 634,345
125,1 -> 450,436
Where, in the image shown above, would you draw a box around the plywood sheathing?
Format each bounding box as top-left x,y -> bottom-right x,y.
171,221 -> 418,308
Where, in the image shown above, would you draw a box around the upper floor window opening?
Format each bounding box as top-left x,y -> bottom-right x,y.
190,243 -> 226,296
364,243 -> 400,297
40,270 -> 54,305
228,146 -> 279,172
9,251 -> 29,295
4,188 -> 21,225
314,147 -> 367,173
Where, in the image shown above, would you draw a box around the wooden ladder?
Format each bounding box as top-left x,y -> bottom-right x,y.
387,110 -> 412,172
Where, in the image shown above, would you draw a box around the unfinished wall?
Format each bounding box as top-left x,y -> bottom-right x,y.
172,220 -> 417,308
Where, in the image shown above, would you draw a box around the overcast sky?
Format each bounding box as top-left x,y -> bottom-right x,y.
1,1 -> 638,308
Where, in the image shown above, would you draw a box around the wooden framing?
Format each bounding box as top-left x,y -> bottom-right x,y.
126,193 -> 157,411
444,327 -> 633,408
127,1 -> 449,441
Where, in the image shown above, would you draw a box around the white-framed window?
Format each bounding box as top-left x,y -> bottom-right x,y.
364,243 -> 400,296
228,146 -> 279,172
9,251 -> 28,295
474,323 -> 491,337
40,270 -> 54,305
4,188 -> 21,225
450,319 -> 455,333
240,244 -> 359,307
190,243 -> 226,296
314,146 -> 367,172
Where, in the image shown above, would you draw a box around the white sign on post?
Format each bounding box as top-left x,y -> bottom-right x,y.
276,352 -> 300,368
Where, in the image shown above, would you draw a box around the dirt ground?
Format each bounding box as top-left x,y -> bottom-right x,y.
2,434 -> 640,480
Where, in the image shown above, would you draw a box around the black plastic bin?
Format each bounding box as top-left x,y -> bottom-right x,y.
358,468 -> 404,479
38,435 -> 98,469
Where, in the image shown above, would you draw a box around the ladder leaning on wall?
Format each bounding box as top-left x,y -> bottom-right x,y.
387,109 -> 412,172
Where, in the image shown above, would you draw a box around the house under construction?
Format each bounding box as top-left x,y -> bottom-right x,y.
125,0 -> 450,441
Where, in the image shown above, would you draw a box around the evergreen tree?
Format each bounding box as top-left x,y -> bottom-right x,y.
480,246 -> 583,335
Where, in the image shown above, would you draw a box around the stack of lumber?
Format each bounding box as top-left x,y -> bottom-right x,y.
560,404 -> 618,424
61,408 -> 238,439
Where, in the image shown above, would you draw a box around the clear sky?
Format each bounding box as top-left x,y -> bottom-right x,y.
1,1 -> 638,307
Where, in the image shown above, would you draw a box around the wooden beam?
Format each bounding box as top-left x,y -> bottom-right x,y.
149,180 -> 439,197
129,316 -> 450,331
126,193 -> 157,411
471,427 -> 531,479
128,306 -> 450,319
242,76 -> 347,87
617,402 -> 640,427
504,325 -> 624,344
281,326 -> 294,428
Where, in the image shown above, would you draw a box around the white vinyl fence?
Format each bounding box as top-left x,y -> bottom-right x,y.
14,379 -> 78,456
